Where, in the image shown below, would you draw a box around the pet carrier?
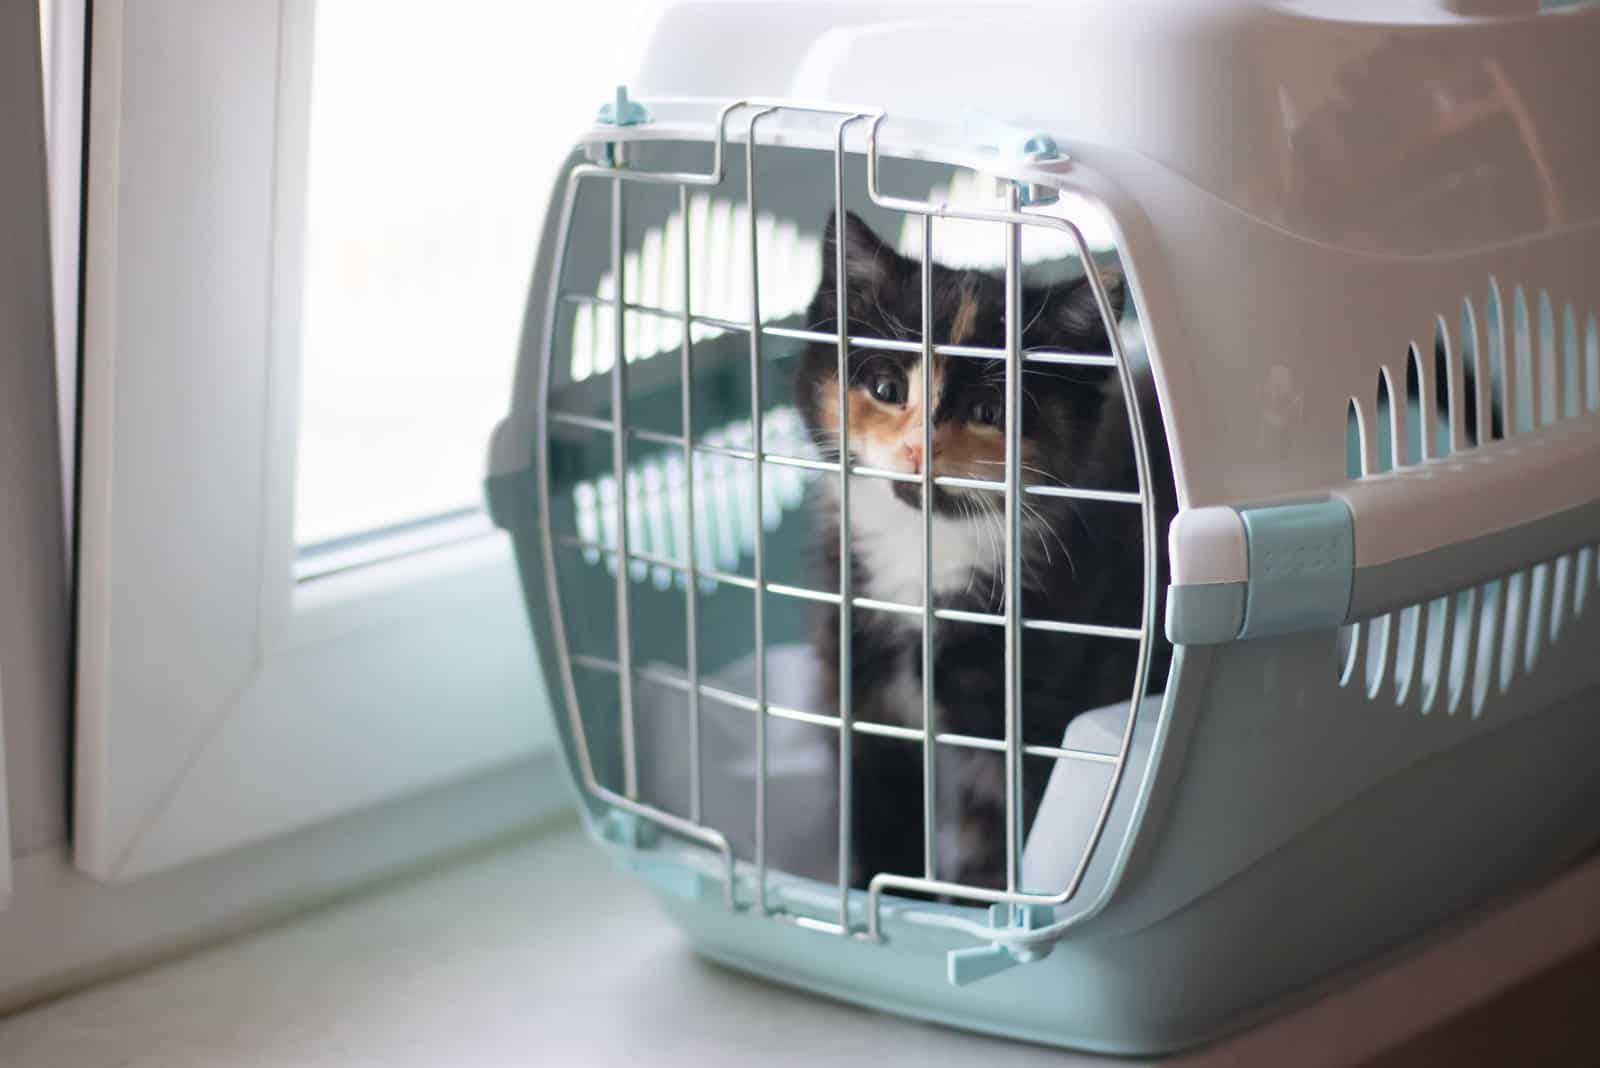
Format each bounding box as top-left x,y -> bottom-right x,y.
486,0 -> 1600,1054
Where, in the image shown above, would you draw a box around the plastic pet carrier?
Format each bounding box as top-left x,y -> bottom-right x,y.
486,0 -> 1600,1054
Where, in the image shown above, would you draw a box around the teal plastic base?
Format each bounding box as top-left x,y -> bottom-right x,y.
641,684 -> 1600,1055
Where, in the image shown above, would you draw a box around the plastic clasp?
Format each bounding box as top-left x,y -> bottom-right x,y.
596,85 -> 649,127
946,904 -> 1057,986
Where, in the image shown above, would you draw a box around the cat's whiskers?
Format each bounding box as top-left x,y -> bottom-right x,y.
1023,501 -> 1076,581
972,458 -> 1069,488
802,310 -> 904,339
969,493 -> 1006,608
1020,284 -> 1054,338
955,494 -> 982,600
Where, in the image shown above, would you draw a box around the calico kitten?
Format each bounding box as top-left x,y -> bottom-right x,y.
794,211 -> 1167,892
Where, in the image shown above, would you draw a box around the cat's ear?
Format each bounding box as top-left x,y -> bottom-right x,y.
1054,272 -> 1127,347
821,210 -> 909,295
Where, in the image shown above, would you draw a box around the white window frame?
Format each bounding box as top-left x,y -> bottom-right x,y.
74,0 -> 554,882
4,0 -> 63,911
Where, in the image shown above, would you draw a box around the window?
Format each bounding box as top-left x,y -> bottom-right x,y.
294,2 -> 649,564
75,0 -> 658,881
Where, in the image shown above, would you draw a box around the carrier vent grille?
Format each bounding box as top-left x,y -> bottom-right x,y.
1337,283 -> 1599,715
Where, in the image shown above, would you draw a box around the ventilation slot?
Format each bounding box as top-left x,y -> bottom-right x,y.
1337,281 -> 1597,715
1336,398 -> 1363,686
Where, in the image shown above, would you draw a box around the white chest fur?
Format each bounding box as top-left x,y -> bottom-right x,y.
834,478 -> 999,610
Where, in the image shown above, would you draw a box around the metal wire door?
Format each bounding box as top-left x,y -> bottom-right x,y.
536,101 -> 1162,941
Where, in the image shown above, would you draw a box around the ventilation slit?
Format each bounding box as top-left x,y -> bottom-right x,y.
1487,279 -> 1510,441
1550,554 -> 1572,643
1537,290 -> 1558,427
1563,303 -> 1582,420
1512,285 -> 1536,434
1418,595 -> 1450,714
1446,587 -> 1477,716
1578,548 -> 1594,617
1364,369 -> 1397,700
1587,313 -> 1599,413
1434,314 -> 1458,456
1524,563 -> 1548,671
1337,397 -> 1364,687
1405,345 -> 1427,463
1499,570 -> 1526,694
1462,298 -> 1487,448
1471,579 -> 1500,715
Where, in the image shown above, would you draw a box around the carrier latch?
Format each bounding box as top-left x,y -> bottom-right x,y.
947,904 -> 1057,986
1165,499 -> 1355,645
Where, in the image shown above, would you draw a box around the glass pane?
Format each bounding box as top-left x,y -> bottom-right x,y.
293,0 -> 658,550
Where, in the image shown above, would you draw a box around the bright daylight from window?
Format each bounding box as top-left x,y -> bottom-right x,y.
293,1 -> 657,569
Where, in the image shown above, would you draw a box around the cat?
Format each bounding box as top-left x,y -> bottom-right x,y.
793,211 -> 1171,892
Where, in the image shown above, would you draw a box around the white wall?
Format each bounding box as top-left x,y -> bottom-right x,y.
0,0 -> 71,859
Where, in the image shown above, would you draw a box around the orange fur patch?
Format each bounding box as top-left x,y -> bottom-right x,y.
948,290 -> 979,346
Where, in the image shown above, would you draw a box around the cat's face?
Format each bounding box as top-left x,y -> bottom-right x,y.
796,211 -> 1124,518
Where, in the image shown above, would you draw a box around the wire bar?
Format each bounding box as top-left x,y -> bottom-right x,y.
678,184 -> 704,825
745,106 -> 775,914
919,214 -> 938,882
832,114 -> 861,932
549,412 -> 1140,502
556,533 -> 1140,638
569,653 -> 1119,765
1002,184 -> 1024,902
609,176 -> 639,801
559,292 -> 1116,368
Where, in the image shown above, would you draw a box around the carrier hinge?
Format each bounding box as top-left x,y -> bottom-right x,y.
589,85 -> 650,167
946,904 -> 1057,986
961,110 -> 1066,207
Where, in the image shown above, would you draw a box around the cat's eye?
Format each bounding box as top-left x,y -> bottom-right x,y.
969,398 -> 1003,426
868,372 -> 906,406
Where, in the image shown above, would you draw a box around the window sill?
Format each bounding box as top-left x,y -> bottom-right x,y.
4,818 -> 1600,1065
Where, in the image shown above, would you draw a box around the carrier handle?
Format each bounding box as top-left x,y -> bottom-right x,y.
1166,412 -> 1600,645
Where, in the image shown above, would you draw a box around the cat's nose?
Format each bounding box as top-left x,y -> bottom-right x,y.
902,443 -> 923,473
